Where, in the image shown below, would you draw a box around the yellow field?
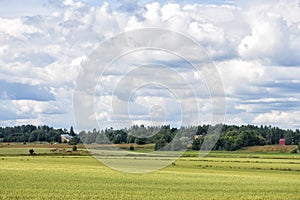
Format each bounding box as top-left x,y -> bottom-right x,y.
0,146 -> 300,199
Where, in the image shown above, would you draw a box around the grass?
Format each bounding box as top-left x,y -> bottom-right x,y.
0,148 -> 54,155
239,145 -> 297,153
0,143 -> 89,156
1,150 -> 300,199
0,143 -> 156,155
0,142 -> 86,149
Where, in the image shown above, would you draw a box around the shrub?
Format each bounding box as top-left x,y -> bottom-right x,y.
29,149 -> 35,155
72,145 -> 77,151
290,148 -> 298,154
129,145 -> 134,151
192,139 -> 201,150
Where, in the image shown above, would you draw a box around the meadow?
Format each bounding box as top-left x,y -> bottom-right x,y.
0,144 -> 300,199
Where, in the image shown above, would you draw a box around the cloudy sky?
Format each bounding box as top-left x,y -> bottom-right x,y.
1,0 -> 300,130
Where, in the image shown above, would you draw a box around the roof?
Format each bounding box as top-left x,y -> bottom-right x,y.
61,134 -> 73,139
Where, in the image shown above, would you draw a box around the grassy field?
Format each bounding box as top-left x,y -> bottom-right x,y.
0,144 -> 300,199
0,143 -> 155,156
239,145 -> 297,153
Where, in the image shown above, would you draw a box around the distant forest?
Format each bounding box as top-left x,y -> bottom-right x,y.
1,124 -> 300,151
0,125 -> 79,144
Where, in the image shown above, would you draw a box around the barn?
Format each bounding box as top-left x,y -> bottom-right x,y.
279,138 -> 285,146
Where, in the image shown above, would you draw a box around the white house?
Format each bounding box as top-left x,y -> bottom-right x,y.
61,134 -> 73,143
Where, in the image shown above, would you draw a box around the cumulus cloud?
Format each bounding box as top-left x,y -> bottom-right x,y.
238,14 -> 300,65
253,111 -> 300,129
237,0 -> 300,65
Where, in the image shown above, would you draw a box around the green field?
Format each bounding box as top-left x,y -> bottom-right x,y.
1,146 -> 300,200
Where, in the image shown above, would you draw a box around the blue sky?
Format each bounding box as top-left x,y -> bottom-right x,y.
0,0 -> 300,130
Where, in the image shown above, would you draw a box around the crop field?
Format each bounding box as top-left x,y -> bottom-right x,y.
0,146 -> 300,200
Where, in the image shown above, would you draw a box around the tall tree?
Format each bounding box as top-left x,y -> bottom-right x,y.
70,126 -> 76,136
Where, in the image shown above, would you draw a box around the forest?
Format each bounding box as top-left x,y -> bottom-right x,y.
0,125 -> 78,144
1,124 -> 300,151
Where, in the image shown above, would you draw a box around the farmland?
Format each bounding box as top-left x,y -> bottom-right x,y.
0,144 -> 300,199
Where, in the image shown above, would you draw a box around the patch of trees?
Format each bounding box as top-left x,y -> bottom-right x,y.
76,124 -> 205,150
78,124 -> 300,151
0,125 -> 79,143
198,125 -> 300,151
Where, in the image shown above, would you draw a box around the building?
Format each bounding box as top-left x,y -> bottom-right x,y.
194,135 -> 203,140
61,134 -> 73,143
0,138 -> 4,142
279,138 -> 285,146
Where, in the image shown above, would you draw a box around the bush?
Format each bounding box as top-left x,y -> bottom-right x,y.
192,139 -> 201,150
129,145 -> 134,151
72,145 -> 77,151
135,137 -> 147,145
155,139 -> 167,151
69,137 -> 78,145
29,149 -> 35,155
290,148 -> 298,154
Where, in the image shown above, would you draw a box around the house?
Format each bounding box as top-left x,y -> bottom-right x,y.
194,135 -> 203,140
279,138 -> 285,146
61,134 -> 73,143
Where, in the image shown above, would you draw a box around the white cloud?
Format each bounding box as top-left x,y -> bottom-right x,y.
216,59 -> 265,97
238,14 -> 288,64
238,1 -> 300,65
0,18 -> 42,39
63,0 -> 84,8
253,111 -> 300,128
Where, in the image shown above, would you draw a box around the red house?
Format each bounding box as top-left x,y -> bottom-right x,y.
279,138 -> 285,146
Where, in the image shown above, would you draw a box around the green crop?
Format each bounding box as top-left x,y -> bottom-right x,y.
0,153 -> 299,200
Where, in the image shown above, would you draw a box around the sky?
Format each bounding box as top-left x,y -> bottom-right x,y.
0,0 -> 300,130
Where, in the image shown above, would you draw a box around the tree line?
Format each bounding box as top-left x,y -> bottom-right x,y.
1,124 -> 300,151
0,125 -> 78,144
192,124 -> 300,151
78,124 -> 300,151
